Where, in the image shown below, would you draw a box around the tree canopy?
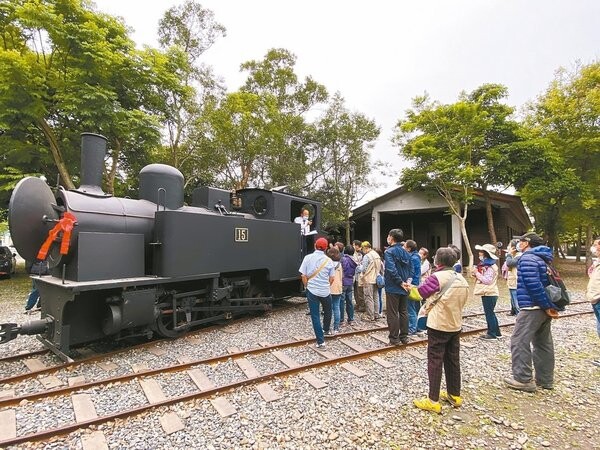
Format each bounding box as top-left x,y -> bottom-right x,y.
1,1 -> 597,253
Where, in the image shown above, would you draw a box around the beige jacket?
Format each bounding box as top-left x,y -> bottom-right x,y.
586,262 -> 600,305
425,270 -> 470,332
507,265 -> 517,290
473,264 -> 499,296
359,250 -> 381,286
331,262 -> 343,295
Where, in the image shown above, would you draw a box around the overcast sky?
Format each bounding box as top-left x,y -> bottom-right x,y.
94,0 -> 599,200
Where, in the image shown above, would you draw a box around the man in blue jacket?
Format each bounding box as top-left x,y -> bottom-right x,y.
384,228 -> 412,345
504,232 -> 559,392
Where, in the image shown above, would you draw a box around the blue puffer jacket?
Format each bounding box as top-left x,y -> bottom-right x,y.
384,243 -> 411,294
516,246 -> 554,310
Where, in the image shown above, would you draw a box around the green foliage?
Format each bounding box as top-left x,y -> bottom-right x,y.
155,0 -> 226,188
393,85 -> 525,266
0,0 -> 172,198
521,61 -> 600,246
308,93 -> 380,235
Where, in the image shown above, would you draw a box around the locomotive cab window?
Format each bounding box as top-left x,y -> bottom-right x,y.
253,195 -> 268,216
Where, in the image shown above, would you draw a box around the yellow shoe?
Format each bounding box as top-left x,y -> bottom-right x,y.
440,390 -> 462,407
413,397 -> 442,414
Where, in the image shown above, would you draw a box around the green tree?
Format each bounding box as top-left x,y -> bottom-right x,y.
308,93 -> 380,242
197,91 -> 282,190
393,94 -> 492,269
462,84 -> 523,244
240,48 -> 328,191
522,62 -> 599,259
0,0 -> 169,197
156,0 -> 226,191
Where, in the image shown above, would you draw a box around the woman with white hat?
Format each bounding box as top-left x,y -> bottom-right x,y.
473,243 -> 501,339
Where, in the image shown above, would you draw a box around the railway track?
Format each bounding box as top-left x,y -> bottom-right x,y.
0,306 -> 593,448
0,298 -> 305,384
0,299 -> 588,386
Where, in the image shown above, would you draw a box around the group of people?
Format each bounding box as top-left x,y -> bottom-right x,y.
299,228 -> 600,414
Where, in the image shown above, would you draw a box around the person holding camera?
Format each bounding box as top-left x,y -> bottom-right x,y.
472,243 -> 502,340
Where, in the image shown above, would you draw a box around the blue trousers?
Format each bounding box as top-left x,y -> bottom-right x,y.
307,290 -> 332,345
340,285 -> 355,322
509,289 -> 519,315
481,296 -> 501,337
25,281 -> 40,310
593,301 -> 600,337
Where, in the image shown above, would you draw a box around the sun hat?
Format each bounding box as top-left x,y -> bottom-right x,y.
475,243 -> 499,260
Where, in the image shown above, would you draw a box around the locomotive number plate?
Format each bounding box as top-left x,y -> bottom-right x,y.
234,228 -> 249,242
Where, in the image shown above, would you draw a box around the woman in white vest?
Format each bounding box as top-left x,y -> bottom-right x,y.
356,241 -> 382,321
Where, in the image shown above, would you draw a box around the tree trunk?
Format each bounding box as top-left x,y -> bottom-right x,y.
556,236 -> 565,259
585,223 -> 593,270
36,118 -> 75,189
575,225 -> 582,262
483,189 -> 497,244
345,216 -> 351,245
459,213 -> 474,273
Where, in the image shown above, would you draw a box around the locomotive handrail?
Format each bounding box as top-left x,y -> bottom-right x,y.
156,187 -> 166,211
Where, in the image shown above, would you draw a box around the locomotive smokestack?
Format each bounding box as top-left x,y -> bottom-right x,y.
79,133 -> 107,194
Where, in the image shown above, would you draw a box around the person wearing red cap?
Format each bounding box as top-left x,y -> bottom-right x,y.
299,237 -> 336,348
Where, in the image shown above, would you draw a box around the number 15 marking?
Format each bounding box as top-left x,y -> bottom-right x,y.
235,228 -> 248,242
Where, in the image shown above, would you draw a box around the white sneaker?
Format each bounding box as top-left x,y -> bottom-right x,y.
316,342 -> 326,349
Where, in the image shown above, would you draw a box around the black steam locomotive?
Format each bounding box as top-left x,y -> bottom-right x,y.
0,133 -> 320,358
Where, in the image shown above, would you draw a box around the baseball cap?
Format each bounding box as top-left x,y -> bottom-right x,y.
519,232 -> 544,247
315,238 -> 328,250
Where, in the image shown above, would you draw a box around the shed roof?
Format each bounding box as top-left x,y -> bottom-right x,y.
352,186 -> 532,229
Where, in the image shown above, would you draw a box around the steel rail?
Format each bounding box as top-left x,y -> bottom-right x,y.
0,310 -> 592,448
0,300 -> 302,384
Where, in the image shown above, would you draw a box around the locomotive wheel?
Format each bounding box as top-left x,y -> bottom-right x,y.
155,296 -> 197,338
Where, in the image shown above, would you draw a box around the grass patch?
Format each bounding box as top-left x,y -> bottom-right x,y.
457,425 -> 479,437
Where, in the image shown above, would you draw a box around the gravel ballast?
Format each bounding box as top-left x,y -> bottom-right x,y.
0,264 -> 598,449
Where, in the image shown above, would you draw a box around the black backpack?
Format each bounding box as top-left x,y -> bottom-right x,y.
544,262 -> 570,310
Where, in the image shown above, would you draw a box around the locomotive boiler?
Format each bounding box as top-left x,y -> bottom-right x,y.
0,133 -> 321,358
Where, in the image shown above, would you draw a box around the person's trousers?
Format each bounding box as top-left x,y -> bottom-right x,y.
481,296 -> 501,337
427,327 -> 461,402
341,285 -> 355,322
331,294 -> 342,330
593,301 -> 600,337
306,290 -> 332,345
407,298 -> 421,334
386,292 -> 408,343
25,281 -> 40,310
510,309 -> 554,386
354,281 -> 365,311
509,289 -> 519,315
363,283 -> 377,319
